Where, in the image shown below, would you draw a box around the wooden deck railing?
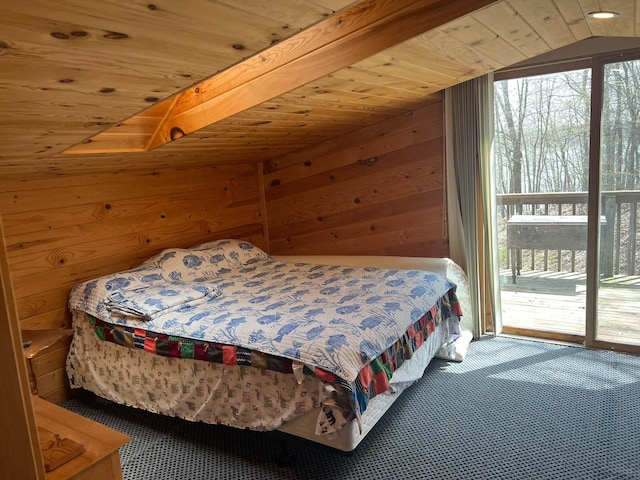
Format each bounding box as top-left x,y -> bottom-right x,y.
496,191 -> 640,277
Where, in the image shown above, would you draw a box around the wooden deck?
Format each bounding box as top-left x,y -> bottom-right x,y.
499,269 -> 640,345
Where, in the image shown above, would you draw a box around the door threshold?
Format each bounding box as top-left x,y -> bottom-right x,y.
501,326 -> 585,346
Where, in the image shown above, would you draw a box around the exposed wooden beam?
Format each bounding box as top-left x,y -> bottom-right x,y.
65,0 -> 497,155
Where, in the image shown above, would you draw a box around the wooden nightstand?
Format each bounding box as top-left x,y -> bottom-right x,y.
33,395 -> 130,480
22,329 -> 74,403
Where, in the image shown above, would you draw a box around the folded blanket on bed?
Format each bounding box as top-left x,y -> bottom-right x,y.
106,283 -> 218,321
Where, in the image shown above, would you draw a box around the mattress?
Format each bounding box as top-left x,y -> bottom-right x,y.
66,240 -> 465,451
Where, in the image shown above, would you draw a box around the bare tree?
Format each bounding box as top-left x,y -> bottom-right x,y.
494,69 -> 591,196
494,79 -> 527,194
602,61 -> 640,191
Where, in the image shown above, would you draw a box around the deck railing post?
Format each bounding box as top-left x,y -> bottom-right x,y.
629,200 -> 638,275
601,193 -> 616,278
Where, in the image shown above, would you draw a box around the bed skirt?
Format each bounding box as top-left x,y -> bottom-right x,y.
67,311 -> 458,452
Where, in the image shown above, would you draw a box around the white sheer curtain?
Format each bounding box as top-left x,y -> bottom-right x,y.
444,74 -> 501,338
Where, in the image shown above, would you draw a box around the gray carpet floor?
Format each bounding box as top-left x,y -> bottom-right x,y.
59,336 -> 640,480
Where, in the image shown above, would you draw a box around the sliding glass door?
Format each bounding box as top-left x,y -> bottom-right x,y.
493,51 -> 640,354
592,56 -> 640,348
494,64 -> 592,341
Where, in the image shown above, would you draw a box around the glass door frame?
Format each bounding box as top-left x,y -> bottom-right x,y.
492,48 -> 640,354
586,51 -> 640,355
493,58 -> 592,345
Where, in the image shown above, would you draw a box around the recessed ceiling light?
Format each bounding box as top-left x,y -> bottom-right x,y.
587,11 -> 620,19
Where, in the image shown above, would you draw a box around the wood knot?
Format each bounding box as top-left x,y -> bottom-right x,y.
170,127 -> 185,140
104,31 -> 129,40
358,157 -> 377,167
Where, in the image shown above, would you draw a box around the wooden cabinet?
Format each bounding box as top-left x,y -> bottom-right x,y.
33,396 -> 130,480
22,329 -> 74,403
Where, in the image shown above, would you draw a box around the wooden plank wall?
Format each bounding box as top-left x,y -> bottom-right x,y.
263,95 -> 449,257
1,163 -> 264,330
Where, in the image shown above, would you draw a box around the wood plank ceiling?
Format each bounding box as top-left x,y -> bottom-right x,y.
2,0 -> 640,174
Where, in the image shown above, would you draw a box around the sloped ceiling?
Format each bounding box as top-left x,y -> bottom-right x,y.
2,0 -> 640,174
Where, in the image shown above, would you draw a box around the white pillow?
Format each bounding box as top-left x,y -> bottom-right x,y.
148,239 -> 272,281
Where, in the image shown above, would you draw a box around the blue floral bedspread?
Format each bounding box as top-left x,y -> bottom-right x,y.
68,239 -> 458,383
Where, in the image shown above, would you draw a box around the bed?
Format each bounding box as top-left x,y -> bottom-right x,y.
66,239 -> 469,452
